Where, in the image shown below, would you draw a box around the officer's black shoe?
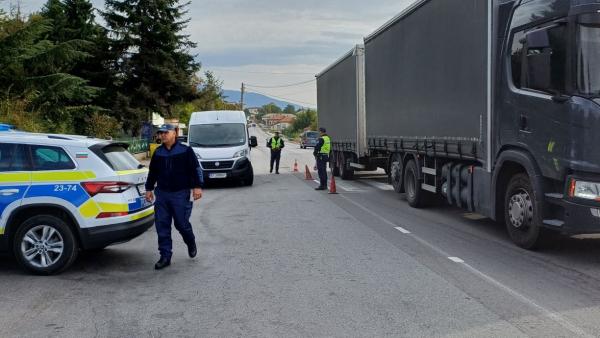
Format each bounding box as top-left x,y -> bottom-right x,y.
154,257 -> 171,270
188,244 -> 197,258
276,171 -> 280,174
315,186 -> 327,191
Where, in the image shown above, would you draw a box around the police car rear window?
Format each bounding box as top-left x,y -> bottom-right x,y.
101,145 -> 140,171
31,145 -> 75,170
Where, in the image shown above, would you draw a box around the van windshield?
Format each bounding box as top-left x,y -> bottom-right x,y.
189,123 -> 247,147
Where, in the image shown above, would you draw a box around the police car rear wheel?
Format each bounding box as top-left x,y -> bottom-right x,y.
13,215 -> 78,275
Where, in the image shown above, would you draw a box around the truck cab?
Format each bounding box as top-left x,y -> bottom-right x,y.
493,0 -> 600,246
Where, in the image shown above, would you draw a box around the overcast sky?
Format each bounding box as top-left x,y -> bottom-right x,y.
3,0 -> 415,107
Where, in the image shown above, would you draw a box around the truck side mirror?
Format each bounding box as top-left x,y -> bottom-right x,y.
525,29 -> 552,91
249,136 -> 258,147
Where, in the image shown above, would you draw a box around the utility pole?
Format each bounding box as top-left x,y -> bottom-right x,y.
240,82 -> 245,111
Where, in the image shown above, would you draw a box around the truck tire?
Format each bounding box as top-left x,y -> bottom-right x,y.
504,173 -> 548,249
13,215 -> 79,275
390,155 -> 404,193
340,152 -> 354,180
331,151 -> 340,177
404,160 -> 430,208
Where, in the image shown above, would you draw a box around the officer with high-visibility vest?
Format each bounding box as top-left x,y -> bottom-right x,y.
267,131 -> 285,174
313,127 -> 331,190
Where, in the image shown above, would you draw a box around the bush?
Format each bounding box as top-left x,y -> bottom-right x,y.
85,112 -> 122,139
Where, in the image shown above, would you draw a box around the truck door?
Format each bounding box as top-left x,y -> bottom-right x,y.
504,20 -> 573,180
0,143 -> 31,232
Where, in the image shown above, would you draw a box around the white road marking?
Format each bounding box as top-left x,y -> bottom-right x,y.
335,182 -> 364,192
338,194 -> 592,338
394,226 -> 411,234
448,257 -> 465,263
361,180 -> 394,191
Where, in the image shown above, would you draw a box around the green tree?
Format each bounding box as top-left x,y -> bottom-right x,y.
103,0 -> 201,134
0,8 -> 99,133
257,102 -> 282,120
292,109 -> 317,131
283,104 -> 296,115
41,0 -> 114,134
175,71 -> 237,128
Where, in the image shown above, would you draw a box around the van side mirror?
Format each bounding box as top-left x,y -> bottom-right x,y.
525,29 -> 552,91
249,136 -> 258,147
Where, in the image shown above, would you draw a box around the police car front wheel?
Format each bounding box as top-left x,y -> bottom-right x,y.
13,215 -> 79,275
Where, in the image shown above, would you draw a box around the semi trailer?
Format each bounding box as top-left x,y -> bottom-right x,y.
317,0 -> 600,249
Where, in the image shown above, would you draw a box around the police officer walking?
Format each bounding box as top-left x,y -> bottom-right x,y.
267,131 -> 285,174
313,127 -> 331,190
145,124 -> 203,270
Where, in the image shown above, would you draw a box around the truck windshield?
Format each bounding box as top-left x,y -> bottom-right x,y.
189,123 -> 247,147
577,21 -> 600,97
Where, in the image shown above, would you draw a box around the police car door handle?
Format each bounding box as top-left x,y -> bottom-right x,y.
0,189 -> 19,196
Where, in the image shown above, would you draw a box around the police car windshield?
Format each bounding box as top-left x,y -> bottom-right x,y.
189,123 -> 247,147
102,145 -> 140,171
306,132 -> 319,138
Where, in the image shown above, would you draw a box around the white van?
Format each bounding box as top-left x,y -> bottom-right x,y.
188,111 -> 257,186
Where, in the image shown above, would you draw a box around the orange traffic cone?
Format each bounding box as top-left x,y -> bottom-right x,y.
305,165 -> 313,180
293,160 -> 299,172
329,173 -> 338,194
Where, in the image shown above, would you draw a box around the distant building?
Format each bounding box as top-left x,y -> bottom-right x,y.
272,116 -> 296,131
262,113 -> 296,127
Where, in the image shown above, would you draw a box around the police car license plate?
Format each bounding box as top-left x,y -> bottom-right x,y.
209,173 -> 227,179
141,198 -> 153,208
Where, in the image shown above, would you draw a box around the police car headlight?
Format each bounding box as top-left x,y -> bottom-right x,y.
569,179 -> 600,201
233,149 -> 248,158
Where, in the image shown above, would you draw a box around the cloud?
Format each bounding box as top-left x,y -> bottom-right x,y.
3,0 -> 416,105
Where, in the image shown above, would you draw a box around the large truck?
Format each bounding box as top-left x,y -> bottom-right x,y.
317,0 -> 600,249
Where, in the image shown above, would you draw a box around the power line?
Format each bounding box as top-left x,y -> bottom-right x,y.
247,89 -> 316,107
209,68 -> 315,75
245,79 -> 315,89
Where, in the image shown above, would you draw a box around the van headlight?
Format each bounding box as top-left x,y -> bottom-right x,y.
233,149 -> 248,158
569,179 -> 600,201
195,152 -> 202,160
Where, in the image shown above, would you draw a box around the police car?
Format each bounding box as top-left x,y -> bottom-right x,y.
0,131 -> 154,274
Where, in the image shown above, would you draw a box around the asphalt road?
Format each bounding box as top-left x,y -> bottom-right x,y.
2,126 -> 600,337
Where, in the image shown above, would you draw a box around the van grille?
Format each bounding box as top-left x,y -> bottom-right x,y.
201,160 -> 234,170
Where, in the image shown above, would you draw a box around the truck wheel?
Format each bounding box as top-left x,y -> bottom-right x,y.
504,174 -> 547,249
390,155 -> 404,193
340,153 -> 354,180
404,160 -> 430,208
13,215 -> 78,275
331,152 -> 340,177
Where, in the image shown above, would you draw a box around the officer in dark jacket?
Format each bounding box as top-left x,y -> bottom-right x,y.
267,131 -> 285,174
145,124 -> 203,270
313,127 -> 331,190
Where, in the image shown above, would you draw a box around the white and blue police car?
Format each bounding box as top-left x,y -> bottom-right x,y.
0,131 -> 154,274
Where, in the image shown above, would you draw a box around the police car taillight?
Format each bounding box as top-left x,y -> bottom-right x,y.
82,182 -> 132,196
97,211 -> 129,219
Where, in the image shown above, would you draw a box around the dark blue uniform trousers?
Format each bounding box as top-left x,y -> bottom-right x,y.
154,188 -> 196,259
316,154 -> 329,188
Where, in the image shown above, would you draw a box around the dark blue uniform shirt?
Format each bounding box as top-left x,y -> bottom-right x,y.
145,141 -> 203,192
